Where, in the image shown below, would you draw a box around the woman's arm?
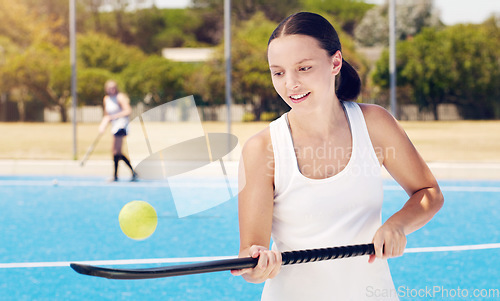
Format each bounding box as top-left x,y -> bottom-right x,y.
361,104 -> 444,262
231,128 -> 282,283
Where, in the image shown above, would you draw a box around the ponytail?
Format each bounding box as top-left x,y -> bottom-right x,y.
336,59 -> 361,101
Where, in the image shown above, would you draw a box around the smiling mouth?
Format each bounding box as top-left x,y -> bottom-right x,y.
289,92 -> 310,103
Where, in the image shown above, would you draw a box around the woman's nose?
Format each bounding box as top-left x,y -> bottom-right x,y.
285,73 -> 300,90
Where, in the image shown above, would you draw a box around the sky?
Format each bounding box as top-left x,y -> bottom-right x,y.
153,0 -> 500,25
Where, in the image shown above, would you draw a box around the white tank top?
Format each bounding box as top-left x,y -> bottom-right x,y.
263,101 -> 398,301
105,95 -> 129,134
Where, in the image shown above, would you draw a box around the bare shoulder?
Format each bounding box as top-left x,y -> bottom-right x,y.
357,104 -> 440,198
241,126 -> 273,161
358,103 -> 397,126
358,103 -> 405,145
240,126 -> 274,181
117,92 -> 130,104
238,126 -> 274,200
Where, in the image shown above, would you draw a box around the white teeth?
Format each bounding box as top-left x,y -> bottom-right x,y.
290,92 -> 309,100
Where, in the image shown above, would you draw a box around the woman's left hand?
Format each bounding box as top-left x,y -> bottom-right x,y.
368,221 -> 407,263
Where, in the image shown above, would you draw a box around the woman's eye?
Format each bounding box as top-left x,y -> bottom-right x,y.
273,71 -> 284,76
299,66 -> 311,72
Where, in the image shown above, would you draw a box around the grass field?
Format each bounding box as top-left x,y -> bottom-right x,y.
1,121 -> 499,162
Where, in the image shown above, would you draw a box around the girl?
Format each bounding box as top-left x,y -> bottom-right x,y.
231,12 -> 443,300
99,80 -> 137,182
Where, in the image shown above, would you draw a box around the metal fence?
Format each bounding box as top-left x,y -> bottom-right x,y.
398,103 -> 460,121
42,103 -> 253,123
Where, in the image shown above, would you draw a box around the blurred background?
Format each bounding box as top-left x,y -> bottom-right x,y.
0,0 -> 499,165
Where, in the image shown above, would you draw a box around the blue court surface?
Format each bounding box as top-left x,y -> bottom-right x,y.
0,176 -> 499,300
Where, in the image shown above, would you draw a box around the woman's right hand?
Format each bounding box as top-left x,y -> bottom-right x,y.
230,245 -> 282,283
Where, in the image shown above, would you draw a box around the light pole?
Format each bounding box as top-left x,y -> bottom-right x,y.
70,0 -> 78,159
389,0 -> 397,119
0,46 -> 6,122
224,0 -> 232,155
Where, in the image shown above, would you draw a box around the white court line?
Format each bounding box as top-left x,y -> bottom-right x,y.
1,243 -> 499,269
404,243 -> 500,253
1,180 -> 499,192
0,180 -> 237,188
0,256 -> 237,269
384,185 -> 500,193
439,186 -> 500,192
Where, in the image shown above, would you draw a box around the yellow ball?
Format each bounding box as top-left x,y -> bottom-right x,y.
119,201 -> 158,240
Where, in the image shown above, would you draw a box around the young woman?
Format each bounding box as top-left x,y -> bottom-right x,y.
98,80 -> 137,182
231,12 -> 443,300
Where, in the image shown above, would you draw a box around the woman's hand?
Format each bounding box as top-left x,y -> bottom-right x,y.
231,245 -> 282,283
369,220 -> 407,263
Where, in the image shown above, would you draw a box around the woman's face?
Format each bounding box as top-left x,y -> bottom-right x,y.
268,34 -> 341,111
105,83 -> 118,96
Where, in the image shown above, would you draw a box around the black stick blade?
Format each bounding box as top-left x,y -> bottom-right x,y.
70,257 -> 258,280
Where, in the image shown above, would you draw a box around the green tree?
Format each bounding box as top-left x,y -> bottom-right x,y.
185,51 -> 225,108
300,0 -> 373,35
0,0 -> 39,48
100,0 -> 134,44
231,13 -> 281,119
190,0 -> 300,46
0,38 -> 20,92
20,0 -> 70,47
399,28 -> 454,119
192,0 -> 299,23
1,42 -> 71,121
77,32 -> 146,73
354,0 -> 441,47
444,24 -> 500,119
0,0 -> 71,121
121,55 -> 194,105
130,6 -> 166,53
153,9 -> 206,49
80,0 -> 107,32
373,24 -> 500,119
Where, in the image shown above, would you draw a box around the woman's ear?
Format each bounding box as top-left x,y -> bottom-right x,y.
332,50 -> 342,76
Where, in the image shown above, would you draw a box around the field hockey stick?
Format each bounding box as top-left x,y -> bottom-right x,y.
80,131 -> 104,166
70,243 -> 374,280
